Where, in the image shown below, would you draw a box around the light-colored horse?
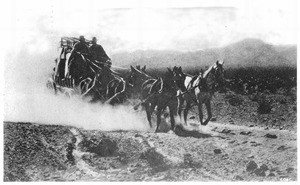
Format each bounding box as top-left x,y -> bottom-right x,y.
173,60 -> 225,126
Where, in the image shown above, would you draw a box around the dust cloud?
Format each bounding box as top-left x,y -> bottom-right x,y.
3,40 -> 150,131
4,92 -> 150,131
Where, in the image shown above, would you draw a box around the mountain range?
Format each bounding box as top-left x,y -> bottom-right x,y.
111,39 -> 297,70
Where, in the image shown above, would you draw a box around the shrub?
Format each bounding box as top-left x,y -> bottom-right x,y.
257,98 -> 272,114
228,95 -> 243,106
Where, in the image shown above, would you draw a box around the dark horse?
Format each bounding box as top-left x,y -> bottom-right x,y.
127,66 -> 158,125
105,65 -> 150,104
139,68 -> 179,132
126,65 -> 152,99
173,60 -> 225,126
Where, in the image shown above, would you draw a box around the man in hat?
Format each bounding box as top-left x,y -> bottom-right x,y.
73,35 -> 90,55
89,37 -> 111,67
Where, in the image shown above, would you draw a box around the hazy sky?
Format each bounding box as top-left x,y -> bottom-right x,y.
1,0 -> 298,126
3,0 -> 298,54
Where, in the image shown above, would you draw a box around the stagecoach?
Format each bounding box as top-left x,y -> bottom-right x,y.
46,37 -> 126,103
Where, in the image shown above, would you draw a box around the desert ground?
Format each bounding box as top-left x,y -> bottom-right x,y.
4,91 -> 297,181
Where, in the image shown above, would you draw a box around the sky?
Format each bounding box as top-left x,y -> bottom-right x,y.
0,0 -> 298,135
2,0 -> 298,54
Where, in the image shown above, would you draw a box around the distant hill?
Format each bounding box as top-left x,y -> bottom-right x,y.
111,39 -> 297,70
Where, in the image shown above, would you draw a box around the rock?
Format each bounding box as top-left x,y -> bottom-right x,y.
251,143 -> 262,147
229,96 -> 243,106
183,153 -> 193,165
210,117 -> 217,121
240,131 -> 252,135
254,168 -> 266,176
134,163 -> 142,168
233,175 -> 244,181
286,167 -> 294,173
247,155 -> 254,159
130,168 -> 137,173
277,145 -> 287,151
276,171 -> 284,175
222,154 -> 229,159
220,129 -> 231,134
249,124 -> 254,127
211,127 -> 218,131
265,133 -> 278,139
268,173 -> 275,177
246,161 -> 258,172
214,149 -> 222,154
279,175 -> 289,180
260,164 -> 269,171
135,133 -> 143,138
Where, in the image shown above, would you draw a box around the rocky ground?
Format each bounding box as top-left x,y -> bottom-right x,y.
3,89 -> 297,181
211,91 -> 297,130
4,117 -> 297,181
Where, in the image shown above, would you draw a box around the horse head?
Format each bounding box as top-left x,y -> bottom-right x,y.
210,60 -> 226,92
128,65 -> 151,87
141,65 -> 146,73
161,68 -> 178,94
172,66 -> 187,91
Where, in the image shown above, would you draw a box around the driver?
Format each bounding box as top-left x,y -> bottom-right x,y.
73,35 -> 90,55
89,37 -> 111,67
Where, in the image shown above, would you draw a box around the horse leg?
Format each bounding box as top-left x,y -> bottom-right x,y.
177,96 -> 184,121
197,101 -> 204,125
169,105 -> 176,131
145,103 -> 153,128
155,107 -> 162,133
53,82 -> 57,95
149,103 -> 156,116
183,102 -> 191,125
202,101 -> 212,126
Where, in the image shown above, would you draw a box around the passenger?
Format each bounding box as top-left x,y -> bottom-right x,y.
73,35 -> 90,55
89,37 -> 111,67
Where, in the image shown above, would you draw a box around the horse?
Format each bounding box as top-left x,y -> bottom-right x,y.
139,68 -> 179,132
126,65 -> 161,124
126,65 -> 153,99
103,65 -> 150,104
173,60 -> 225,126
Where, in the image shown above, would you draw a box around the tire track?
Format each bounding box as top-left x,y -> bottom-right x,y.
68,128 -> 99,178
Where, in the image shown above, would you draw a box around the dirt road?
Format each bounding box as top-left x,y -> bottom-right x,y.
4,120 -> 297,181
